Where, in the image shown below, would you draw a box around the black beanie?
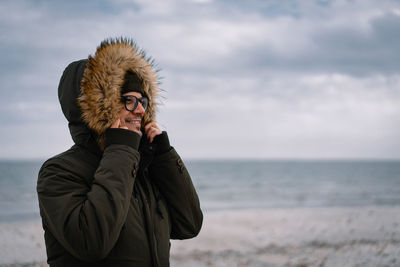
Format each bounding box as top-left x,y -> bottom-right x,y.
121,71 -> 145,96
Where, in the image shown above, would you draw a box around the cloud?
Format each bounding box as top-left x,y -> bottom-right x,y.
0,0 -> 399,159
156,72 -> 400,159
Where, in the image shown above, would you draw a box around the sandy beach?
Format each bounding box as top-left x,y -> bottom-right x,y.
1,206 -> 399,267
171,206 -> 400,266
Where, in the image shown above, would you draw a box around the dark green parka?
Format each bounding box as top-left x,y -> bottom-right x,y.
37,39 -> 203,267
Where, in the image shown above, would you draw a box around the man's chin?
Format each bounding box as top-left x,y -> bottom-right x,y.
127,125 -> 141,132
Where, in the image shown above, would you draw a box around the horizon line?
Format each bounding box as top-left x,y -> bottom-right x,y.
1,157 -> 399,162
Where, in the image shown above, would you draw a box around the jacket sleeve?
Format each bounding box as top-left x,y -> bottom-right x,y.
37,129 -> 140,261
149,132 -> 203,239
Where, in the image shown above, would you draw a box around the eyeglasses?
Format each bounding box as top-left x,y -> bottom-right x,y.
121,95 -> 149,112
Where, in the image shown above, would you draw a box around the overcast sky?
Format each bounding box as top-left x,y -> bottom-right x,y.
1,0 -> 399,160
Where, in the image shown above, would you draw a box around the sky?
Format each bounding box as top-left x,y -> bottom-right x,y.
0,0 -> 399,160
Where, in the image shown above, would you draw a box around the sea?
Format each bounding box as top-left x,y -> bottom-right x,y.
0,159 -> 399,222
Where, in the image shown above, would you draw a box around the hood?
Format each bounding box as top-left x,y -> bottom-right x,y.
58,38 -> 160,149
78,38 -> 160,139
58,59 -> 99,150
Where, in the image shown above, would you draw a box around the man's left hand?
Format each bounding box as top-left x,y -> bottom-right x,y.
144,121 -> 162,143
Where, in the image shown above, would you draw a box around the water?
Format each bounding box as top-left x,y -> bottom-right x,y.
0,159 -> 399,222
186,160 -> 400,211
0,160 -> 43,222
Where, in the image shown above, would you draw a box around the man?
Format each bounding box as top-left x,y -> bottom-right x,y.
37,38 -> 203,267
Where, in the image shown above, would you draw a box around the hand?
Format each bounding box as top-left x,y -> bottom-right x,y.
144,121 -> 162,143
111,118 -> 142,137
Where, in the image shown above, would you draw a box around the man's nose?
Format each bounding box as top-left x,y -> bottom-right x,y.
133,102 -> 145,114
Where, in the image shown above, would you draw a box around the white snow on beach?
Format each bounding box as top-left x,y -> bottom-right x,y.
1,206 -> 399,266
171,206 -> 400,267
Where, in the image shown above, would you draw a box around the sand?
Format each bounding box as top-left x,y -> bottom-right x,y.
1,206 -> 399,267
0,220 -> 46,266
170,206 -> 400,267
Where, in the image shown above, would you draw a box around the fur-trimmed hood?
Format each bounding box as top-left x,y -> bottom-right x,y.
79,38 -> 160,137
58,38 -> 160,149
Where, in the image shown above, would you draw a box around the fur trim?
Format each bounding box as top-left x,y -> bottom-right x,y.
78,37 -> 160,142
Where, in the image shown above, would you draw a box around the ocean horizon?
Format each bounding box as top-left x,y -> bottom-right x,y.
0,159 -> 399,222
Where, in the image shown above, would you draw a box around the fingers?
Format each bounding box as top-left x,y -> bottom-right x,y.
110,118 -> 128,130
144,121 -> 162,143
144,121 -> 157,133
119,117 -> 129,130
112,120 -> 159,140
148,127 -> 160,143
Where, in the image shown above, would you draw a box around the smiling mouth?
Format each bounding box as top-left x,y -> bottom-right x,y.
125,119 -> 141,125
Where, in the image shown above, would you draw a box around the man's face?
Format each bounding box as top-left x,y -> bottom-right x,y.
120,91 -> 145,132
